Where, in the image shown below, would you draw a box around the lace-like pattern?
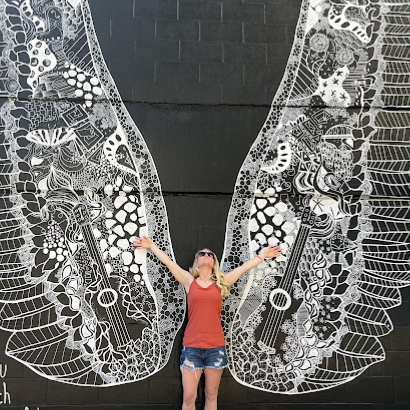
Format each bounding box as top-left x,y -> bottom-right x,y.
221,0 -> 410,394
0,0 -> 184,386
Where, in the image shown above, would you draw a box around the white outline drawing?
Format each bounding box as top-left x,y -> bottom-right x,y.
221,0 -> 410,394
0,0 -> 409,394
0,0 -> 185,386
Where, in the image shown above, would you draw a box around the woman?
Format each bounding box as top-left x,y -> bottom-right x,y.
133,236 -> 282,410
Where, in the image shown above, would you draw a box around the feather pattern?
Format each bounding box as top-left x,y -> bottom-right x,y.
221,0 -> 410,393
0,0 -> 185,386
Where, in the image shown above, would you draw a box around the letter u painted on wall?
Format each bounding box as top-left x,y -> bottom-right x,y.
0,0 -> 185,386
0,0 -> 409,394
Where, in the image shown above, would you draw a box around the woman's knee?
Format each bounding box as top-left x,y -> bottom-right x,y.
183,388 -> 197,404
204,386 -> 218,402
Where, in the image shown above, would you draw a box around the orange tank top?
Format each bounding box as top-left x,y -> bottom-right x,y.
182,279 -> 225,348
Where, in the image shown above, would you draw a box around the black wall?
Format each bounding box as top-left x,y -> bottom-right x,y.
2,0 -> 410,409
90,0 -> 299,266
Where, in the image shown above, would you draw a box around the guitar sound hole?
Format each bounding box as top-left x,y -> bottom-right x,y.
97,288 -> 118,307
269,289 -> 292,311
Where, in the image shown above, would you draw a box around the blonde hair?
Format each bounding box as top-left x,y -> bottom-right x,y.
190,249 -> 230,298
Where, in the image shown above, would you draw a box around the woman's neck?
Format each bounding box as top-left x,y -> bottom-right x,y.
198,267 -> 213,282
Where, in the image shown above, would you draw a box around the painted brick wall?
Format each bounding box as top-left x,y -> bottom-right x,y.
1,0 -> 409,409
91,0 -> 299,106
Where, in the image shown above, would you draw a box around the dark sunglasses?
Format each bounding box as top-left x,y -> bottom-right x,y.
198,251 -> 214,258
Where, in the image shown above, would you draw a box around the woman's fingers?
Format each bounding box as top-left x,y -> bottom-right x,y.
262,245 -> 283,258
132,237 -> 143,248
132,236 -> 152,249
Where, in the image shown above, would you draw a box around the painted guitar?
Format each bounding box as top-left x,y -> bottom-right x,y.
256,205 -> 315,356
73,203 -> 132,351
0,0 -> 185,386
221,0 -> 410,395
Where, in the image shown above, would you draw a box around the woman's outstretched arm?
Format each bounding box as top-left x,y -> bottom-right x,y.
133,236 -> 193,292
224,245 -> 283,286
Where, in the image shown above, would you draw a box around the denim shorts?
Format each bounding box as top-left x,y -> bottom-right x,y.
180,346 -> 228,372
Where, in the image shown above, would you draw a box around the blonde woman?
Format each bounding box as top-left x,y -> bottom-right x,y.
133,236 -> 282,410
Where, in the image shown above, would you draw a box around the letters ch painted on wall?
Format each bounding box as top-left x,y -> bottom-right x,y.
0,0 -> 409,395
0,0 -> 185,386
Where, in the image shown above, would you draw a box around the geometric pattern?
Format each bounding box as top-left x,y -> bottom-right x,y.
221,0 -> 410,394
0,0 -> 184,386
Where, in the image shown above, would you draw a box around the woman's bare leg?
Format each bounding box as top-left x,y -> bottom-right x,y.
182,367 -> 202,410
203,368 -> 223,410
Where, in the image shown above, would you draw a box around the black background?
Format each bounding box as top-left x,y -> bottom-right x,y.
1,0 -> 409,408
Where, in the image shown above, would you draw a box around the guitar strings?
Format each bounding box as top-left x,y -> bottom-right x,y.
82,226 -> 127,345
261,225 -> 304,345
82,224 -> 131,347
266,225 -> 310,348
266,226 -> 310,349
260,224 -> 310,349
258,200 -> 313,345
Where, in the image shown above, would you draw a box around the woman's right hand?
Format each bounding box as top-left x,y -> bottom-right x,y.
132,235 -> 192,291
133,236 -> 153,249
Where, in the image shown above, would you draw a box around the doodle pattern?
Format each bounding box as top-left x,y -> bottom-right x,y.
221,0 -> 410,394
0,0 -> 185,385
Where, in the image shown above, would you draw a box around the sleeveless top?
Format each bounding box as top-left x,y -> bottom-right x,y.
182,279 -> 225,348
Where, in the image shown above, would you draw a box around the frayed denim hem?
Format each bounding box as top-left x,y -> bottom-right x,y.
180,362 -> 204,373
204,364 -> 228,371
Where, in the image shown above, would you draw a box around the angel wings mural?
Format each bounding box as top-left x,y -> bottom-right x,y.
221,0 -> 410,394
0,0 -> 409,394
0,0 -> 185,385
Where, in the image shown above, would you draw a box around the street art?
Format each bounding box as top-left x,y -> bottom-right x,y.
0,0 -> 409,395
0,0 -> 185,385
221,0 -> 410,394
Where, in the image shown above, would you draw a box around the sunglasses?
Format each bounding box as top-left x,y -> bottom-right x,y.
198,251 -> 215,258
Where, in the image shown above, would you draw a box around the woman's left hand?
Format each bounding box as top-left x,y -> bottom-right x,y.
259,245 -> 283,259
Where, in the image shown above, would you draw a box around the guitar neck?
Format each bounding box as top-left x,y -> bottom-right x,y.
279,221 -> 312,293
258,206 -> 314,350
74,205 -> 131,350
81,224 -> 111,289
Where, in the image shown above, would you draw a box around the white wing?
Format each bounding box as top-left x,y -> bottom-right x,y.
0,0 -> 184,385
221,0 -> 410,394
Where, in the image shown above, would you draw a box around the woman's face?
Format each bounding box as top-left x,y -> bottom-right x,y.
197,249 -> 215,269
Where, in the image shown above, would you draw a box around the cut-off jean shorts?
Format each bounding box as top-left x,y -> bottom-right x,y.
180,346 -> 228,372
